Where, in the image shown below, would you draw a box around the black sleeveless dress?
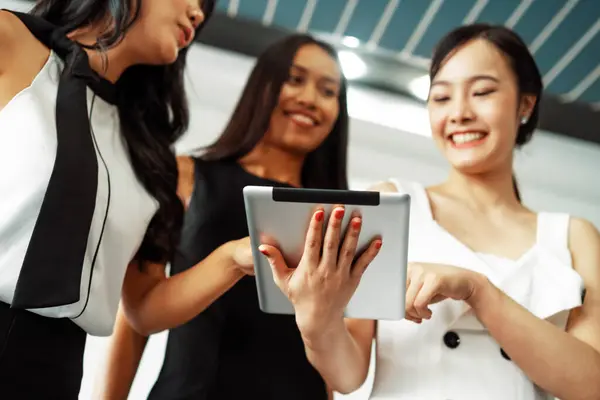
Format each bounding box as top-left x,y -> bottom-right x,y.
148,158 -> 328,400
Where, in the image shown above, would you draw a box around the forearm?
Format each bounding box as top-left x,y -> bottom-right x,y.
94,308 -> 148,399
302,320 -> 369,394
130,243 -> 243,335
472,279 -> 600,400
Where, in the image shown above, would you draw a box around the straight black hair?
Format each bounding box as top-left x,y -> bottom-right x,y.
201,33 -> 350,190
31,0 -> 215,264
430,23 -> 543,202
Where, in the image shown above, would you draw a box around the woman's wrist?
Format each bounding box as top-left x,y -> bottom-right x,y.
300,316 -> 347,351
218,240 -> 246,280
466,272 -> 500,312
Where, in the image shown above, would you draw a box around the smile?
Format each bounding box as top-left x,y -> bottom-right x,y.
449,132 -> 488,148
285,112 -> 319,127
451,132 -> 485,144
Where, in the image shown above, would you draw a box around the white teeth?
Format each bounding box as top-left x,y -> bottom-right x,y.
452,132 -> 485,144
289,113 -> 316,126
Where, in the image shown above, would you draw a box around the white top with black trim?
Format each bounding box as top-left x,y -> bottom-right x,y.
0,51 -> 158,336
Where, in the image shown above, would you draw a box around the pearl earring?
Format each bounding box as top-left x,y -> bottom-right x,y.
520,116 -> 528,125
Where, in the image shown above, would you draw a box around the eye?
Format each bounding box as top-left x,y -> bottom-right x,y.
473,89 -> 496,97
431,95 -> 450,103
288,74 -> 304,85
321,87 -> 338,97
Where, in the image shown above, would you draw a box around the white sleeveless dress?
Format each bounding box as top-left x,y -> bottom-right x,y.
0,51 -> 158,336
369,179 -> 584,400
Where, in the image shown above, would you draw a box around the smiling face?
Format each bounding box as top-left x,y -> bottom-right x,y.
264,43 -> 342,155
428,38 -> 536,175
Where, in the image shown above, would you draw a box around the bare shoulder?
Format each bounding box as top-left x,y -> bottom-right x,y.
569,217 -> 600,278
0,10 -> 21,37
0,11 -> 49,75
0,11 -> 21,65
367,180 -> 398,193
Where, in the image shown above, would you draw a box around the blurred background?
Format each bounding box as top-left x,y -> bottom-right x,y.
2,0 -> 599,398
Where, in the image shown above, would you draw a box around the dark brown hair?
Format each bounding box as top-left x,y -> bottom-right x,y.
32,0 -> 215,263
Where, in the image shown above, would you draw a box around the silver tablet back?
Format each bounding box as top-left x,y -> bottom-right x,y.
244,186 -> 410,320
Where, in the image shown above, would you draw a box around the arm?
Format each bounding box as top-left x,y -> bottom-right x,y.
121,154 -> 250,335
303,318 -> 375,394
96,156 -> 223,399
95,155 -> 196,397
297,181 -> 397,393
94,305 -> 151,399
471,217 -> 600,400
121,238 -> 247,335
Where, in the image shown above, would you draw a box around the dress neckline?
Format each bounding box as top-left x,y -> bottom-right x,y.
414,182 -> 540,264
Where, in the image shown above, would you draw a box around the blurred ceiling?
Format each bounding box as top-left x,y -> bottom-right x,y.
217,0 -> 600,105
197,0 -> 600,146
11,0 -> 599,145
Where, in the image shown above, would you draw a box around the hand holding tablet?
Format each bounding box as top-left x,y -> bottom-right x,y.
258,206 -> 382,332
243,186 -> 410,321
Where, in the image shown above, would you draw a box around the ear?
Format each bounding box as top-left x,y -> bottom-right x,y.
519,93 -> 537,120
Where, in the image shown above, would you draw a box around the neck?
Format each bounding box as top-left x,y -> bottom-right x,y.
239,143 -> 305,187
442,164 -> 520,211
68,28 -> 133,83
86,46 -> 131,83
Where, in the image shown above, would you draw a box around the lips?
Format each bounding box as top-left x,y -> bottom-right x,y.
182,27 -> 193,43
178,26 -> 193,47
284,111 -> 319,127
450,132 -> 486,144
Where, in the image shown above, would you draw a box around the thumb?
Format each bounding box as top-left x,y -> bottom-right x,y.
259,244 -> 292,284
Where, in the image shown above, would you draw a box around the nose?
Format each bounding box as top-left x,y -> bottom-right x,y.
188,7 -> 205,29
296,83 -> 318,109
449,94 -> 474,124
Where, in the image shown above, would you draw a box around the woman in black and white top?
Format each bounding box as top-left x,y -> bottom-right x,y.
0,0 -> 281,398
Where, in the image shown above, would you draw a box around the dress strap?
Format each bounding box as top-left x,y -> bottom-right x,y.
536,212 -> 572,265
388,178 -> 433,221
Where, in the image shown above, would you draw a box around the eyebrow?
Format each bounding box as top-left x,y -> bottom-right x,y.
431,74 -> 499,87
291,64 -> 341,85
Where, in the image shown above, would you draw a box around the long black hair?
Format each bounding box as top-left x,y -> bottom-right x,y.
430,24 -> 543,202
31,0 -> 215,264
201,34 -> 350,190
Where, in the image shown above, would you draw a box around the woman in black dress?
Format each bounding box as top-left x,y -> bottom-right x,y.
99,33 -> 358,400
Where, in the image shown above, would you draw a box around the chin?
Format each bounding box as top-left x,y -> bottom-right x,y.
451,157 -> 496,175
144,43 -> 179,66
274,141 -> 314,156
158,47 -> 179,65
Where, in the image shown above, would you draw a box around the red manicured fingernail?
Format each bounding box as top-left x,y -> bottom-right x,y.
334,208 -> 345,220
351,218 -> 361,229
315,210 -> 324,221
375,240 -> 382,249
259,247 -> 269,256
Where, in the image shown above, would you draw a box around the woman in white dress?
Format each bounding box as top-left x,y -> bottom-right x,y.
259,24 -> 600,400
0,1 -> 282,398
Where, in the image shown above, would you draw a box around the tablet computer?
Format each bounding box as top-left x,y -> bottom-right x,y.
243,186 -> 410,320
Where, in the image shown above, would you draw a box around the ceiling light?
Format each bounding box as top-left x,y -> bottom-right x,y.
408,75 -> 430,101
338,50 -> 367,80
342,36 -> 360,48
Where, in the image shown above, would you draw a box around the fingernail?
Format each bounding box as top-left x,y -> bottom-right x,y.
375,240 -> 382,249
351,218 -> 361,229
334,208 -> 345,220
315,210 -> 324,222
259,246 -> 269,256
